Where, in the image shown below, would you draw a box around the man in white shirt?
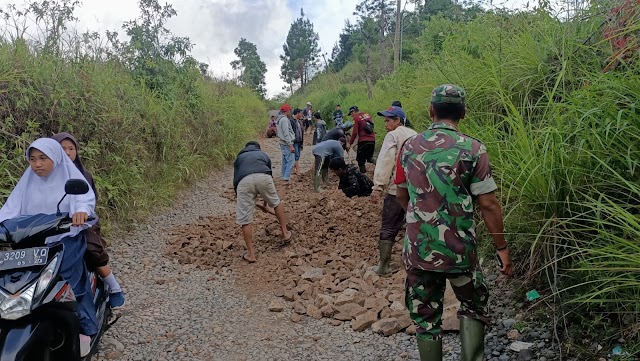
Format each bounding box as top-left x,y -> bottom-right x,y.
370,106 -> 417,275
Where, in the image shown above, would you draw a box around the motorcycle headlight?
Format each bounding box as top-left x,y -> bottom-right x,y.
0,283 -> 36,320
35,255 -> 59,299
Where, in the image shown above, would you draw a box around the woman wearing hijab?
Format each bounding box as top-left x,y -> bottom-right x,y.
0,138 -> 98,357
52,132 -> 125,310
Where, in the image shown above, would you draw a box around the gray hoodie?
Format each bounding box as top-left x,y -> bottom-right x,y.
276,113 -> 295,145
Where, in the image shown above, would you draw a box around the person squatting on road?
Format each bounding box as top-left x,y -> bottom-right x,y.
0,138 -> 99,357
275,103 -> 296,182
266,115 -> 277,138
348,106 -> 376,173
369,106 -> 417,276
395,84 -> 514,361
292,108 -> 305,176
233,141 -> 292,263
311,138 -> 347,192
52,132 -> 126,309
328,157 -> 373,198
312,112 -> 327,145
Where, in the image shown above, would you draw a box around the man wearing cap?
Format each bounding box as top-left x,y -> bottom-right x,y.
275,104 -> 296,181
395,84 -> 513,361
348,105 -> 376,173
391,100 -> 413,128
369,106 -> 417,276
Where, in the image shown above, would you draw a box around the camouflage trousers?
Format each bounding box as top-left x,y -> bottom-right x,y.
405,268 -> 490,341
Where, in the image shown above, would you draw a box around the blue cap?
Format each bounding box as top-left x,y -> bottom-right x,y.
377,106 -> 406,120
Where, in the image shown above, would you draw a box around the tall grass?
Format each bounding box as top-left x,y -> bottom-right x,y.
290,7 -> 640,354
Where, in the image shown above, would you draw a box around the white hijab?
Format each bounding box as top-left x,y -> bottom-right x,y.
0,138 -> 96,243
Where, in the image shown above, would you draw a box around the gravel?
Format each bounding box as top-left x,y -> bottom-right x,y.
93,136 -> 558,361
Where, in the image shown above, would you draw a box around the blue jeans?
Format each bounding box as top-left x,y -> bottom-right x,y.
293,143 -> 302,161
280,144 -> 295,181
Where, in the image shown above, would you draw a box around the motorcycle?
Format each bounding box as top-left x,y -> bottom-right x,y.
0,179 -> 111,361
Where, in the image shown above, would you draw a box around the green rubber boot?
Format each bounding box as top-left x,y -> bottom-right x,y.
417,338 -> 442,361
314,174 -> 321,192
373,239 -> 393,276
321,168 -> 329,183
460,317 -> 485,361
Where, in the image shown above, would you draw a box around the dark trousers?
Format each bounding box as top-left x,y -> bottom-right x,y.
379,194 -> 406,240
405,268 -> 490,341
356,141 -> 375,173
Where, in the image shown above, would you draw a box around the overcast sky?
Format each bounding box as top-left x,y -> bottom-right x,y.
0,0 -> 362,97
0,0 -> 531,98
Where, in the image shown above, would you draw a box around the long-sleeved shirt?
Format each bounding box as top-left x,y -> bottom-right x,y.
322,127 -> 346,142
349,112 -> 376,145
276,113 -> 295,145
312,139 -> 344,159
372,126 -> 417,195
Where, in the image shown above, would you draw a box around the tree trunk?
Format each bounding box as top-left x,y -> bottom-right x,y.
365,42 -> 373,100
393,0 -> 401,72
379,2 -> 387,76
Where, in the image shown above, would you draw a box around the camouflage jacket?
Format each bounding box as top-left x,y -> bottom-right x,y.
396,122 -> 497,272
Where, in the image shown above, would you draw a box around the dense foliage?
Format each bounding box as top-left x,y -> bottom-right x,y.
289,1 -> 639,357
0,0 -> 266,227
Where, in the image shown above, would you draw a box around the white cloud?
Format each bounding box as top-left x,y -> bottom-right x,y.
0,0 -> 362,97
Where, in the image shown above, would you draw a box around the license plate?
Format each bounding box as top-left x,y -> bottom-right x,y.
0,247 -> 49,271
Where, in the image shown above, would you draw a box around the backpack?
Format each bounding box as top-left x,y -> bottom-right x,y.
362,114 -> 374,134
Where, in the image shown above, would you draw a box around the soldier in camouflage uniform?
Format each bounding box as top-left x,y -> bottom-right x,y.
394,84 -> 514,361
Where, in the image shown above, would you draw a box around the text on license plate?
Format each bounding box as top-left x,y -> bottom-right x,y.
0,247 -> 49,271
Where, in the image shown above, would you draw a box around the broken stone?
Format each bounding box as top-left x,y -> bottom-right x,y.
364,297 -> 389,314
363,269 -> 380,284
301,268 -> 325,280
328,319 -> 343,327
405,324 -> 417,335
306,305 -> 323,320
334,289 -> 359,306
290,313 -> 303,323
334,303 -> 367,320
390,301 -> 405,312
372,318 -> 403,336
274,288 -> 285,298
388,293 -> 404,303
314,294 -> 334,309
293,302 -> 306,315
268,300 -> 284,312
507,329 -> 520,340
283,290 -> 295,302
351,310 -> 379,331
509,341 -> 534,352
320,305 -> 335,318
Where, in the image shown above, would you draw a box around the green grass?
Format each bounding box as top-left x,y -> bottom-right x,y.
0,41 -> 266,230
289,8 -> 640,356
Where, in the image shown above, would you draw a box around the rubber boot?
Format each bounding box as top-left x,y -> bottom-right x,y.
460,317 -> 485,361
373,239 -> 393,276
314,175 -> 321,192
417,338 -> 442,361
359,164 -> 366,173
321,168 -> 329,183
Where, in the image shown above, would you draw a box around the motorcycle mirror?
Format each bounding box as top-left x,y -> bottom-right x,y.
57,179 -> 90,216
64,179 -> 90,195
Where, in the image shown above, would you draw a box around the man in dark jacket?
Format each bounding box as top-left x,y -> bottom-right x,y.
328,157 -> 373,198
233,141 -> 292,262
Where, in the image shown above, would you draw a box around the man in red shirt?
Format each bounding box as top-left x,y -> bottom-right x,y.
348,106 -> 376,174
